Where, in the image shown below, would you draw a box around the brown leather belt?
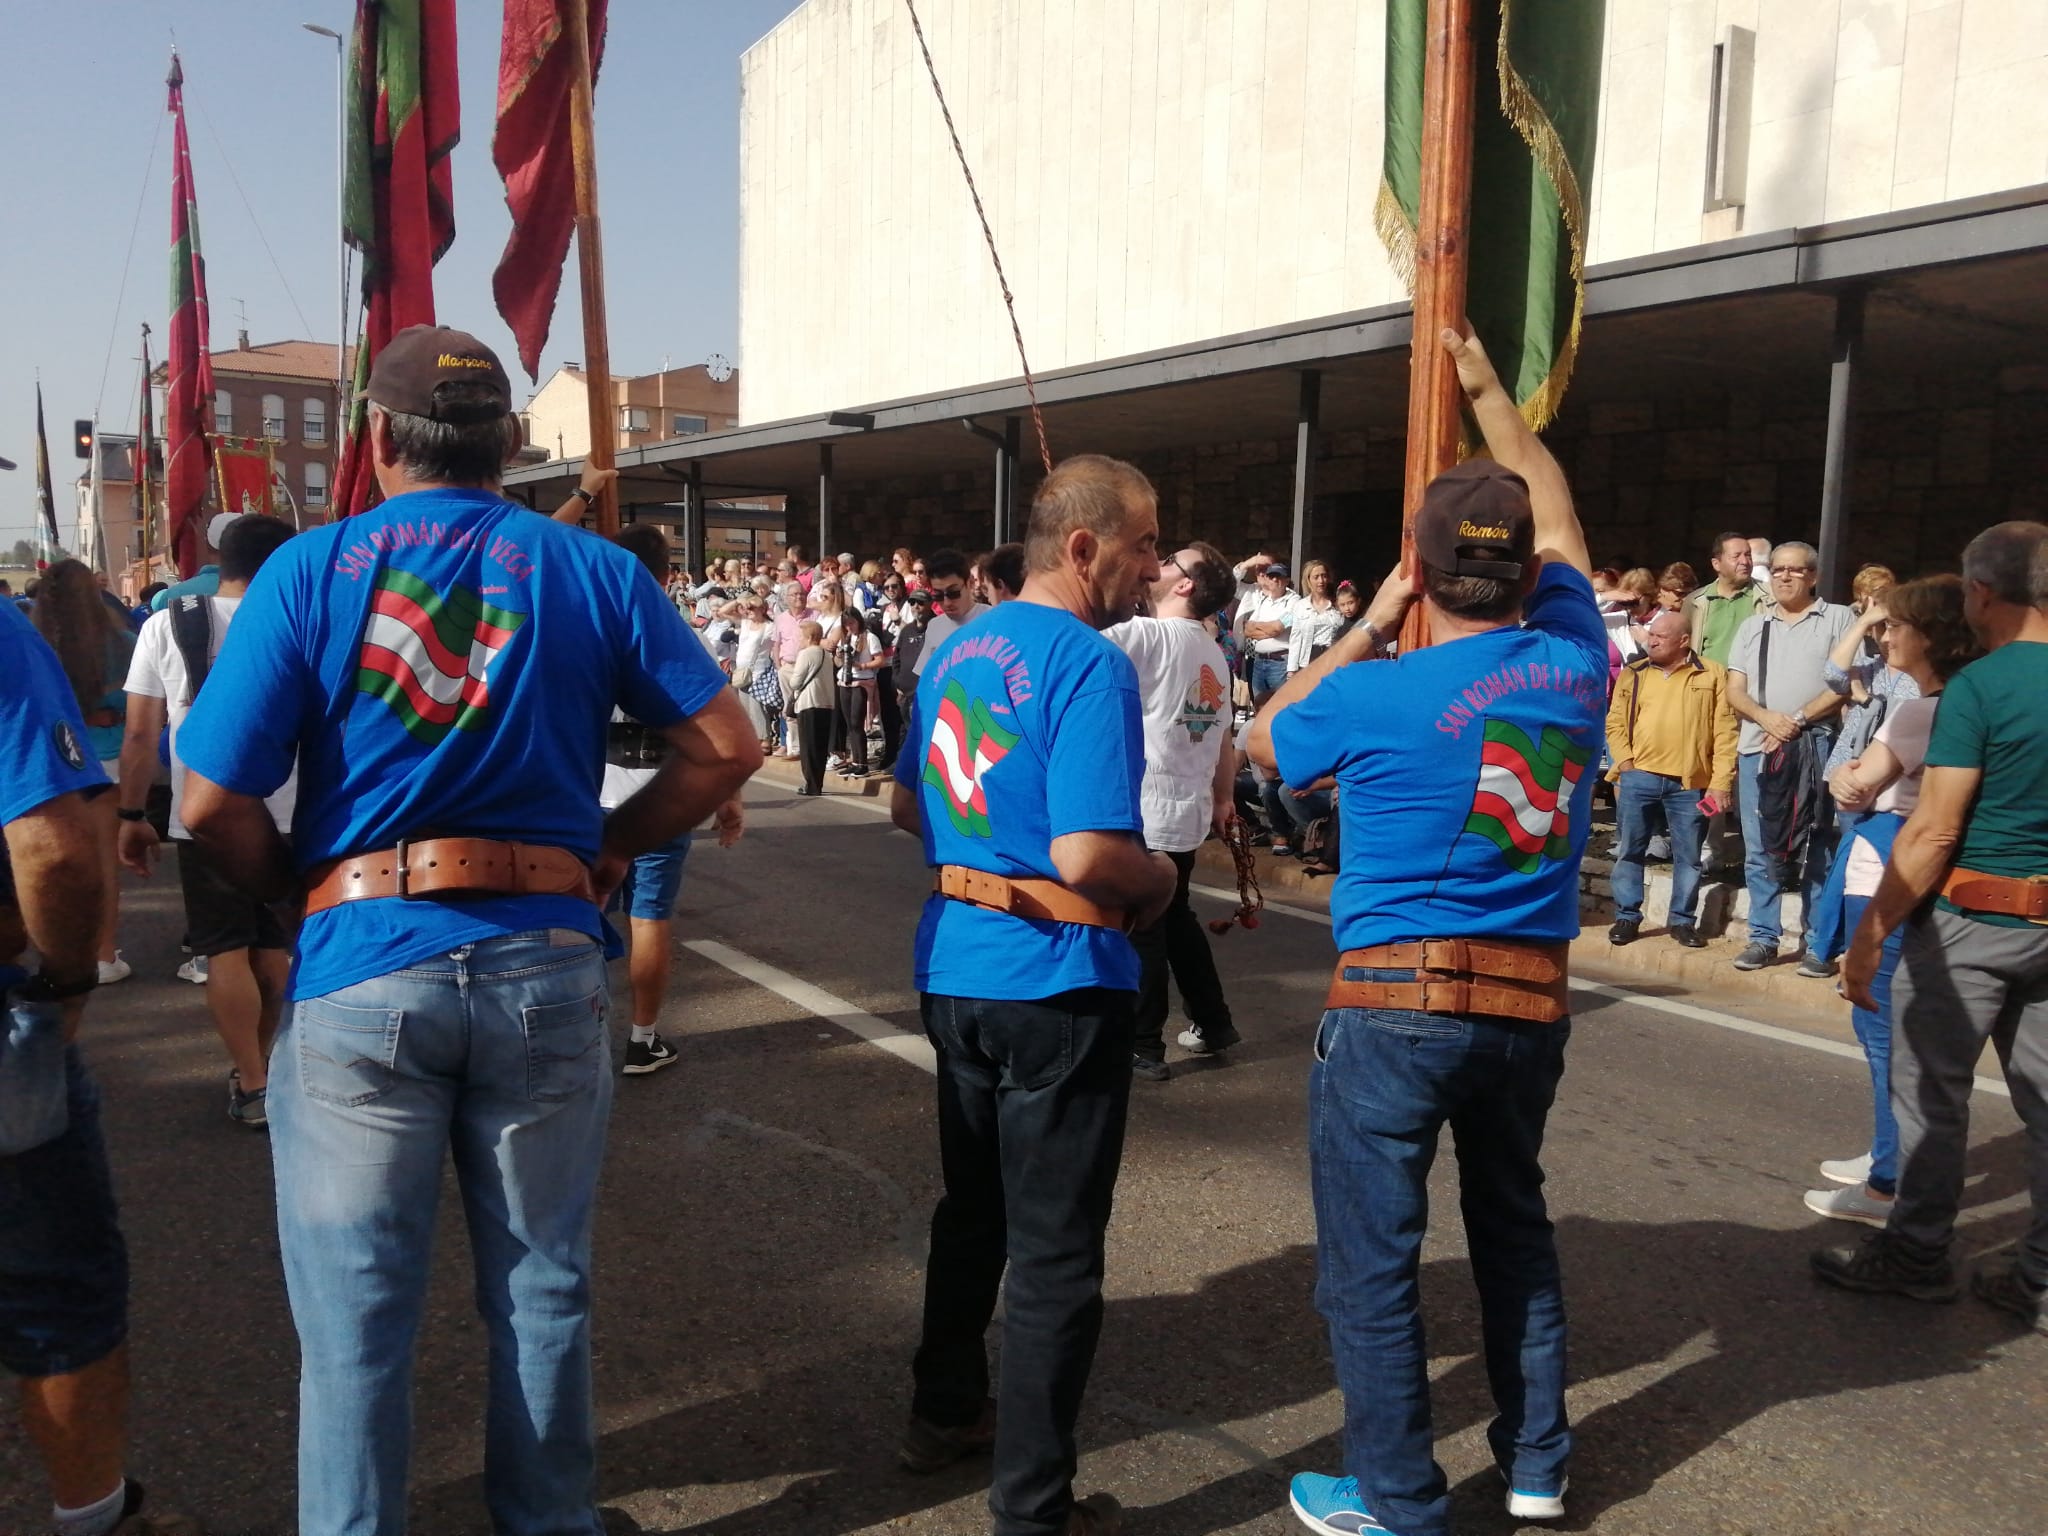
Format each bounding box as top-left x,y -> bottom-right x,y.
305,838 -> 597,917
1943,867 -> 2048,923
935,864 -> 1130,932
1326,938 -> 1571,1024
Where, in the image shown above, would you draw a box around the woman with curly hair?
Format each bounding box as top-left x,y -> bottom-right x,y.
30,559 -> 137,982
1802,574 -> 1981,1227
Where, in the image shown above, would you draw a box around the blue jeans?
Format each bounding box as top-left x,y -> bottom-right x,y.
1736,749 -> 1837,950
1610,770 -> 1708,927
1841,894 -> 1904,1194
914,989 -> 1135,1536
1309,979 -> 1571,1536
1250,652 -> 1289,699
270,929 -> 613,1536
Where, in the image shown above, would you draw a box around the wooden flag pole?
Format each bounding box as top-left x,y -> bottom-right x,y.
564,0 -> 618,534
1398,0 -> 1478,654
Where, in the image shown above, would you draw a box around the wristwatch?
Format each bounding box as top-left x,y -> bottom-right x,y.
567,486 -> 595,505
118,807 -> 148,823
1792,709 -> 1809,731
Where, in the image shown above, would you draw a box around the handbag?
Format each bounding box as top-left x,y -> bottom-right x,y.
0,976 -> 70,1155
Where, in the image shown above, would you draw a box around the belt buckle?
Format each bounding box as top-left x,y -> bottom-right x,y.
393,837 -> 413,900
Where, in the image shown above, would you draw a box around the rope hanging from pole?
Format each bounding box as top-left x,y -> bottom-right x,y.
900,0 -> 1052,477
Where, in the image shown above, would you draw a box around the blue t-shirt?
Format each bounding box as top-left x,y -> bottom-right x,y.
895,601 -> 1146,999
1271,564 -> 1608,952
177,488 -> 728,1000
151,566 -> 220,612
0,601 -> 109,823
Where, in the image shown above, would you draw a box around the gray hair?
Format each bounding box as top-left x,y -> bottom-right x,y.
1771,541 -> 1819,570
1961,520 -> 2048,608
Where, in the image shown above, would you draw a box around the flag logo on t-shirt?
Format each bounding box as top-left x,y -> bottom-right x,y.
1180,664 -> 1225,741
1465,719 -> 1590,873
355,569 -> 528,746
923,678 -> 1019,838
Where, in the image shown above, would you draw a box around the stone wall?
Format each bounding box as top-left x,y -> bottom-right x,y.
786,362 -> 2048,585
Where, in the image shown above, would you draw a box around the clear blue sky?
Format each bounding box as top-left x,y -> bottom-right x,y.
0,0 -> 801,541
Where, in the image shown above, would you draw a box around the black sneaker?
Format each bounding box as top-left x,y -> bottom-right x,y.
899,1399 -> 996,1473
1732,941 -> 1775,971
1971,1258 -> 2048,1332
1811,1231 -> 1961,1302
1607,918 -> 1641,946
1670,925 -> 1708,949
1131,1054 -> 1173,1083
622,1034 -> 679,1076
1795,953 -> 1837,979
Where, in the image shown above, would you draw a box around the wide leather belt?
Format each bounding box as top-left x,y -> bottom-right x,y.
306,838 -> 597,917
1943,867 -> 2048,923
935,864 -> 1130,932
1326,938 -> 1571,1024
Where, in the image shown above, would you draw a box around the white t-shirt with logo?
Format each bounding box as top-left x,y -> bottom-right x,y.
125,596 -> 298,838
1105,615 -> 1232,852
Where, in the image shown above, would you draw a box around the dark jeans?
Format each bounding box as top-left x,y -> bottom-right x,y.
874,666 -> 904,765
1310,976 -> 1571,1536
796,706 -> 835,791
837,684 -> 870,771
1261,781 -> 1331,844
913,989 -> 1136,1536
1131,848 -> 1235,1060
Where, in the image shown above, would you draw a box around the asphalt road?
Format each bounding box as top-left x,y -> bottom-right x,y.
2,778 -> 2040,1536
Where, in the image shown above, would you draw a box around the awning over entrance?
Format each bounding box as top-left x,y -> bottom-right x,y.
505,185 -> 2048,577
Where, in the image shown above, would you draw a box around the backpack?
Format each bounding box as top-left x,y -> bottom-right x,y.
169,594 -> 216,708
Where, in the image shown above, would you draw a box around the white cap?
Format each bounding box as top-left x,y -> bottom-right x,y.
207,511 -> 246,549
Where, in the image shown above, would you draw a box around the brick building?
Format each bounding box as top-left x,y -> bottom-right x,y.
205,333 -> 352,517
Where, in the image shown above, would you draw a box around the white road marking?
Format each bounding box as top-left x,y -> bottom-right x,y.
1189,882 -> 2014,1101
683,937 -> 937,1076
766,784 -> 2015,1103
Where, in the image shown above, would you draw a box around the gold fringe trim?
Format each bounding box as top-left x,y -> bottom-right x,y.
1494,0 -> 1590,433
1375,176 -> 1419,296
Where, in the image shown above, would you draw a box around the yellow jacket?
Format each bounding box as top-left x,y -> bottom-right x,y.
1606,654 -> 1738,794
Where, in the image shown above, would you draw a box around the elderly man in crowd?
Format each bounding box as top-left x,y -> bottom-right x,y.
1725,541 -> 1854,972
1605,606 -> 1738,950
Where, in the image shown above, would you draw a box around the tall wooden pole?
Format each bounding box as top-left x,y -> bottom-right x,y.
1398,0 -> 1478,654
564,0 -> 618,534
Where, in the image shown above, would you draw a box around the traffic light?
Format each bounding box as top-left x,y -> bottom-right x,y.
73,420 -> 93,459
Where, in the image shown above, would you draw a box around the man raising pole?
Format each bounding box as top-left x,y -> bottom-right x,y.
1256,326 -> 1603,1536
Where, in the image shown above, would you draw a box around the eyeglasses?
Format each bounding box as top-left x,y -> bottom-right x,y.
1769,565 -> 1815,576
932,583 -> 967,601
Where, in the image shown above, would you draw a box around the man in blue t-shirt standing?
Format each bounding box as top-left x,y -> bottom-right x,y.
891,454 -> 1176,1536
1,606 -> 199,1533
176,325 -> 760,1536
1250,329 -> 1605,1536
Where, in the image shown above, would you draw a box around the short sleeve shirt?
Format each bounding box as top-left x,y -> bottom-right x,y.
176,487 -> 728,1000
895,601 -> 1146,998
1270,564 -> 1609,951
1103,616 -> 1231,852
1924,642 -> 2048,927
1725,598 -> 1855,754
0,601 -> 107,824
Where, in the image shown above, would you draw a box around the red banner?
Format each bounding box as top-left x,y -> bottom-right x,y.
164,53 -> 216,576
215,436 -> 275,517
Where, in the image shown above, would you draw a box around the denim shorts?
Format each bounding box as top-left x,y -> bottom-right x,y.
0,1047 -> 129,1377
608,832 -> 694,922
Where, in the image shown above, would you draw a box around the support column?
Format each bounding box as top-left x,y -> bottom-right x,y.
1290,370 -> 1322,579
1000,416 -> 1021,544
1816,288 -> 1864,603
818,443 -> 834,561
684,464 -> 707,577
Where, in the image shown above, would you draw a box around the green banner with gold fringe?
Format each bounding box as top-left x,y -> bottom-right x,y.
1379,0 -> 1605,430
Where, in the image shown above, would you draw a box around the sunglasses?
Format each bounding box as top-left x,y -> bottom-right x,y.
932,583 -> 968,601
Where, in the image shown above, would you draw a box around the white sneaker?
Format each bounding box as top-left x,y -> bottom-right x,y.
176,955 -> 208,985
1819,1153 -> 1872,1186
97,955 -> 132,985
1504,1475 -> 1567,1520
1803,1183 -> 1894,1227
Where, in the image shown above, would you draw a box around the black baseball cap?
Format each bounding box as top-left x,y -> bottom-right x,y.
1414,459 -> 1534,579
365,325 -> 513,424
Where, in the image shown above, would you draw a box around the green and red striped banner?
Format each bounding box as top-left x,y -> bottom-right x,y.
163,52 -> 215,576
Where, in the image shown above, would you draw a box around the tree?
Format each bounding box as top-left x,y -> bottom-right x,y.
9,539 -> 32,567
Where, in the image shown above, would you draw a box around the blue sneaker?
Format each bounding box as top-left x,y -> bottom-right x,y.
1288,1473 -> 1389,1536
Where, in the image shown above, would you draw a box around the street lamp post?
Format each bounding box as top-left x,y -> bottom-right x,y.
303,22 -> 346,508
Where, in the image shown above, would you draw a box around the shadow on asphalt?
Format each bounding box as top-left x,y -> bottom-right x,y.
404,1170 -> 2034,1536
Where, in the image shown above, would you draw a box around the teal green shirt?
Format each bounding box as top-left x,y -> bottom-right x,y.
1925,642 -> 2048,927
